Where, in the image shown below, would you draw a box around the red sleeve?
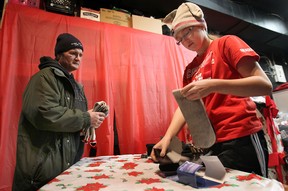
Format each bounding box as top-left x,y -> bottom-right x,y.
221,35 -> 260,69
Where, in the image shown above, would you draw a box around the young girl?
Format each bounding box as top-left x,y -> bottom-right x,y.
151,2 -> 272,177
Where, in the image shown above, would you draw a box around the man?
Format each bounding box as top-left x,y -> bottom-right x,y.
13,33 -> 106,190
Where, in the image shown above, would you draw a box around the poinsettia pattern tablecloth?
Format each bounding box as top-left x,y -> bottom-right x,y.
40,154 -> 284,191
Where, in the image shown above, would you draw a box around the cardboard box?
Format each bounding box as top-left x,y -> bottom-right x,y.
272,89 -> 288,113
80,7 -> 100,22
100,8 -> 131,27
132,15 -> 162,34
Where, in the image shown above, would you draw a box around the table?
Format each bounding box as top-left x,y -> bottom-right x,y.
40,154 -> 284,191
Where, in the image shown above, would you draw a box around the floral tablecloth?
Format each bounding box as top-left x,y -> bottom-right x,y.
40,154 -> 284,191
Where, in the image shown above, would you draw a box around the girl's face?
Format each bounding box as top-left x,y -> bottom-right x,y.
175,26 -> 207,53
58,48 -> 83,73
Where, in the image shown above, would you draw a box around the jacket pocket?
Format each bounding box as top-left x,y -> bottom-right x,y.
30,139 -> 63,188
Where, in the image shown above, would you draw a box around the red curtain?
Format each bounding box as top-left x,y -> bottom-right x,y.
0,3 -> 196,190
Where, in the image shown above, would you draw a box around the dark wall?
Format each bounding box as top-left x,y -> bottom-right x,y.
0,0 -> 4,20
258,54 -> 288,90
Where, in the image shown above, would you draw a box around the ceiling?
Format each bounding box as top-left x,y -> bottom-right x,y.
82,0 -> 288,56
83,0 -> 288,21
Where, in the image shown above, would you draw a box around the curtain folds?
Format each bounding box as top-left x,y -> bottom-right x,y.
0,3 -> 195,190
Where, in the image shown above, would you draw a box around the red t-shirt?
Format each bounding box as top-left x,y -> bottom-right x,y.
183,35 -> 262,142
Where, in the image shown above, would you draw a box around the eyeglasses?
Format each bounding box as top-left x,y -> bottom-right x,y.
176,27 -> 193,45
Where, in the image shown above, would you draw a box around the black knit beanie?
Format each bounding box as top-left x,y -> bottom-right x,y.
54,33 -> 84,56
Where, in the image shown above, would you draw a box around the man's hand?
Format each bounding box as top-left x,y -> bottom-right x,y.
88,109 -> 106,128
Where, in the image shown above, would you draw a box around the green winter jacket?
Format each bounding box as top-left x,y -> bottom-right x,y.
13,57 -> 91,191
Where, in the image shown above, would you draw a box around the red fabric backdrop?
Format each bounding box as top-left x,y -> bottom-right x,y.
0,3 -> 196,190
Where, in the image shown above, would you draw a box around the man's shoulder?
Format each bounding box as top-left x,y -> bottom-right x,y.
31,67 -> 65,82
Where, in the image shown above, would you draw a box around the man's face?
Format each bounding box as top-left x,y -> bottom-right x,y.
58,48 -> 83,73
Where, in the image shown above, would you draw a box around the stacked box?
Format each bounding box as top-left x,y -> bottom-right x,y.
80,7 -> 100,22
100,8 -> 131,27
132,15 -> 162,34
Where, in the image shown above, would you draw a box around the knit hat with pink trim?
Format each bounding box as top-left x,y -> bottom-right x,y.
163,2 -> 207,37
